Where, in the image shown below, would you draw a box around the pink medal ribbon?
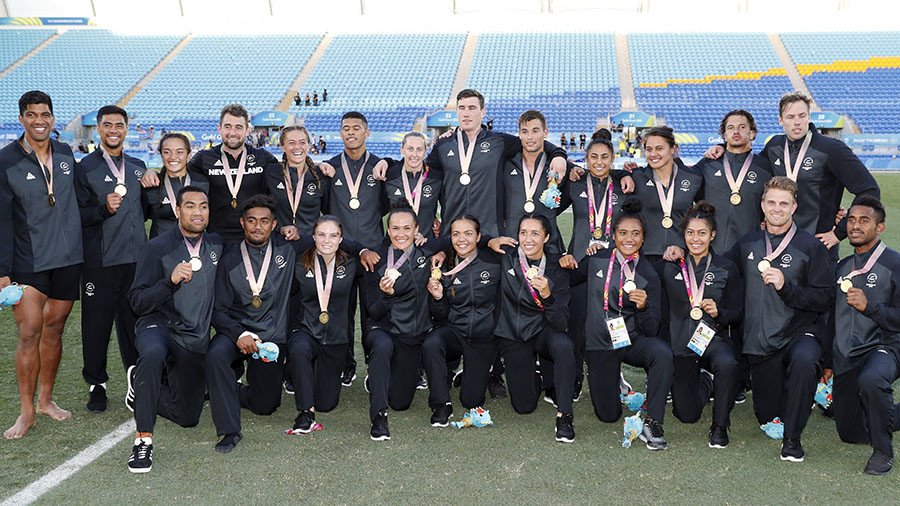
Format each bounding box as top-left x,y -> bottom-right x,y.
517,247 -> 547,311
722,152 -> 754,204
240,240 -> 273,306
456,128 -> 479,184
340,152 -> 370,208
840,242 -> 887,292
401,165 -> 428,214
521,153 -> 546,211
442,251 -> 477,279
102,149 -> 127,196
783,131 -> 812,181
284,165 -> 306,223
183,235 -> 204,271
221,148 -> 247,208
163,172 -> 191,216
314,254 -> 335,317
679,255 -> 711,318
587,175 -> 613,240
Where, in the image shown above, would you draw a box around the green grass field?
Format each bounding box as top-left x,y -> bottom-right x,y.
1,174 -> 899,504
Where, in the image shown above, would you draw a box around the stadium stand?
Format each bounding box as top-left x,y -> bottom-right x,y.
629,33 -> 793,157
127,34 -> 322,129
294,33 -> 466,135
0,29 -> 181,126
0,29 -> 55,73
781,32 -> 900,134
465,32 -> 620,135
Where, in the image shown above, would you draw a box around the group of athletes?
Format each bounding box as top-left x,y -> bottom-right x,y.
1,87 -> 898,476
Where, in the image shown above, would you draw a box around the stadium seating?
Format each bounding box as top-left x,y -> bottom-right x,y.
294,33 -> 466,134
0,29 -> 55,73
630,32 -> 793,156
0,29 -> 181,126
465,33 -> 620,134
128,34 -> 323,128
781,32 -> 900,133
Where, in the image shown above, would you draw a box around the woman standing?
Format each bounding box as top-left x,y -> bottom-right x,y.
383,132 -> 442,238
145,133 -> 209,238
660,202 -> 742,449
422,215 -> 500,427
269,126 -> 328,239
492,214 -> 576,443
569,198 -> 673,450
363,202 -> 445,441
629,127 -> 703,266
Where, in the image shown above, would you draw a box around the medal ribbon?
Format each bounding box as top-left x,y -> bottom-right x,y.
763,223 -> 798,262
23,137 -> 54,201
517,247 -> 546,311
387,246 -> 413,272
240,240 -> 273,298
183,235 -> 203,261
456,128 -> 479,181
783,131 -> 812,181
401,165 -> 428,214
340,152 -> 370,203
722,152 -> 754,197
163,172 -> 191,216
102,149 -> 127,188
679,255 -> 711,309
314,254 -> 335,314
442,251 -> 477,278
284,165 -> 306,223
844,242 -> 887,285
652,166 -> 678,219
587,175 -> 614,240
522,152 -> 546,206
220,148 -> 247,204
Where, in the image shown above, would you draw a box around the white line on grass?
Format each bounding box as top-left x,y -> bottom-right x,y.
2,419 -> 135,506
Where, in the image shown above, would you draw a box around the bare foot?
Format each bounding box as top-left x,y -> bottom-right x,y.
37,401 -> 72,421
4,413 -> 36,439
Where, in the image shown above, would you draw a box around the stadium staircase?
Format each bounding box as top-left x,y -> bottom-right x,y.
119,34 -> 193,108
615,32 -> 636,111
0,30 -> 57,79
445,32 -> 479,109
767,32 -> 819,110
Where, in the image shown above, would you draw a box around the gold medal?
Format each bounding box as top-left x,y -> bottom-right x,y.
592,228 -> 603,240
231,197 -> 238,209
251,295 -> 262,309
189,257 -> 203,271
757,259 -> 770,272
523,200 -> 535,213
48,194 -> 56,207
730,193 -> 741,206
526,266 -> 539,279
690,307 -> 703,321
385,268 -> 401,281
319,311 -> 330,324
840,278 -> 853,293
661,216 -> 673,229
623,280 -> 637,293
431,267 -> 442,280
459,173 -> 471,185
114,184 -> 128,197
349,197 -> 360,210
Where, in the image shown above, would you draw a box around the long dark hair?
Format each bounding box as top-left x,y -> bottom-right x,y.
448,214 -> 481,269
300,215 -> 350,271
280,125 -> 321,190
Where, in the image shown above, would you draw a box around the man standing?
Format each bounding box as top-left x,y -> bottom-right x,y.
0,91 -> 83,439
75,105 -> 148,413
141,104 -> 277,244
729,177 -> 834,462
425,89 -> 567,239
206,195 -> 294,453
828,196 -> 900,475
125,186 -> 223,473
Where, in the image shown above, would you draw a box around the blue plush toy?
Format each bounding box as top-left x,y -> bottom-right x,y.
623,411 -> 644,448
815,378 -> 833,409
620,390 -> 645,413
451,407 -> 493,429
252,342 -> 279,363
539,177 -> 562,210
760,417 -> 784,440
0,284 -> 25,310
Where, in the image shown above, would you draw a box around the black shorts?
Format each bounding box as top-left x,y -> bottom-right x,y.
11,264 -> 82,301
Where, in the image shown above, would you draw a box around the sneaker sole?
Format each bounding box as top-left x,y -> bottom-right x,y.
734,398 -> 747,404
370,435 -> 391,441
341,373 -> 357,388
780,454 -> 804,462
639,435 -> 667,450
708,442 -> 728,449
864,467 -> 892,476
416,385 -> 428,390
430,421 -> 450,428
125,365 -> 137,412
127,466 -> 152,474
555,435 -> 575,443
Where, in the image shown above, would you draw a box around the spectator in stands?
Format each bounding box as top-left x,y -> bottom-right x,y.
322,89 -> 328,102
313,92 -> 319,107
579,132 -> 586,150
294,92 -> 302,107
88,139 -> 96,153
570,134 -> 576,150
305,93 -> 311,107
319,136 -> 326,154
560,132 -> 568,150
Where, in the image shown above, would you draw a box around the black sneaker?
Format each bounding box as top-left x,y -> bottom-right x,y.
734,389 -> 747,404
127,438 -> 153,474
555,413 -> 575,443
125,365 -> 137,413
87,384 -> 108,413
416,368 -> 428,390
487,375 -> 507,399
708,424 -> 729,449
864,449 -> 894,475
430,403 -> 453,427
292,410 -> 315,434
341,367 -> 356,388
640,417 -> 667,450
619,373 -> 632,397
543,387 -> 557,407
370,411 -> 390,441
364,375 -> 370,394
780,438 -> 804,462
573,380 -> 583,403
283,379 -> 295,395
215,432 -> 242,454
